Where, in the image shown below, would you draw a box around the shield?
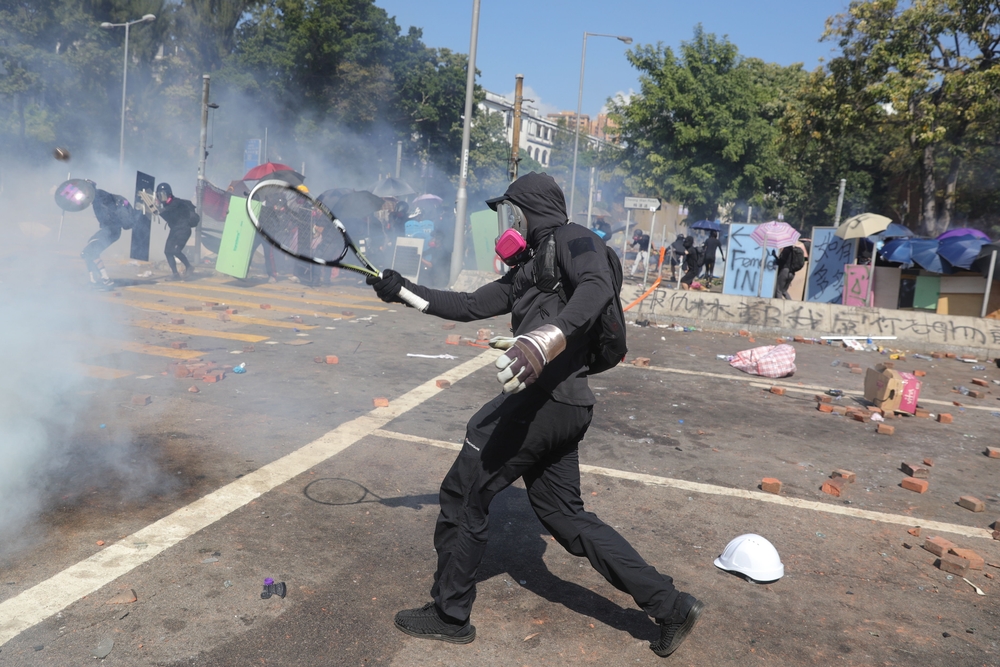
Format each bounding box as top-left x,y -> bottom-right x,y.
368,177 -> 416,198
835,213 -> 891,239
327,190 -> 384,220
750,221 -> 800,249
690,220 -> 721,231
54,178 -> 96,212
937,236 -> 988,270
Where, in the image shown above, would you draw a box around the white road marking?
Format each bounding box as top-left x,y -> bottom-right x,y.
372,429 -> 994,541
0,350 -> 500,647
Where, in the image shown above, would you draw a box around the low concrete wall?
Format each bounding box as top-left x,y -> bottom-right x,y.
622,286 -> 1000,358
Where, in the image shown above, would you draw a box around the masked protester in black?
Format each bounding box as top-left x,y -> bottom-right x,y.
82,187 -> 134,289
366,172 -> 703,658
155,183 -> 198,281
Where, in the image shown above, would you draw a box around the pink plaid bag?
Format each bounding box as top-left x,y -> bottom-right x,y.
729,344 -> 796,378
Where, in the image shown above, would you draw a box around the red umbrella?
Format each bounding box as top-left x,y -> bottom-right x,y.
243,162 -> 295,181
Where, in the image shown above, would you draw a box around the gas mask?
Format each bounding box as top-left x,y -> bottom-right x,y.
495,201 -> 531,266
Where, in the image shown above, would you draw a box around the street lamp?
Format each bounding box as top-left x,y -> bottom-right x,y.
101,13 -> 156,175
569,32 -> 631,222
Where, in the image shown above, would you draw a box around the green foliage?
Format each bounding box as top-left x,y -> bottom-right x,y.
609,26 -> 804,222
462,108 -> 510,209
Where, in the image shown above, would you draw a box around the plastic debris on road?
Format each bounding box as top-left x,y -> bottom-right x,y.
233,363 -> 246,374
406,353 -> 458,360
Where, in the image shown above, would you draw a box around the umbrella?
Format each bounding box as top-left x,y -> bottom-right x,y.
750,221 -> 800,248
880,238 -> 914,266
413,194 -> 443,206
243,162 -> 296,181
937,235 -> 988,270
227,180 -> 250,197
54,178 -> 96,212
937,228 -> 991,242
368,177 -> 415,198
326,190 -> 384,220
264,169 -> 305,186
871,222 -> 914,240
835,212 -> 891,239
690,219 -> 721,231
910,239 -> 953,274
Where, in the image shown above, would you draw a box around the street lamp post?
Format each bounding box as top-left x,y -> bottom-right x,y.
450,0 -> 481,286
101,14 -> 155,176
569,32 -> 631,221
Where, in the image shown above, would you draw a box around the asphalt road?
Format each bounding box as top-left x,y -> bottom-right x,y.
1,257 -> 999,666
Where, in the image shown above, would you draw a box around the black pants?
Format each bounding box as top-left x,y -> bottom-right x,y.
81,226 -> 121,274
164,226 -> 192,274
680,267 -> 698,286
776,267 -> 794,299
431,388 -> 678,623
703,260 -> 716,278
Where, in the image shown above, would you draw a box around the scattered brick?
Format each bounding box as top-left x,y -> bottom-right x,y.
225,308 -> 238,315
436,379 -> 451,389
738,330 -> 750,337
945,352 -> 957,358
761,478 -> 782,494
938,553 -> 970,576
986,447 -> 1000,458
902,462 -> 928,478
950,548 -> 985,570
203,371 -> 225,383
924,536 -> 956,556
994,530 -> 1000,541
775,338 -> 786,344
821,478 -> 846,497
923,457 -> 934,467
967,390 -> 985,399
203,301 -> 218,306
131,394 -> 151,406
937,413 -> 953,424
817,403 -> 834,413
373,397 -> 389,408
260,304 -> 272,309
184,306 -> 202,311
913,370 -> 927,377
325,355 -> 338,365
793,336 -> 805,343
445,334 -> 461,345
170,341 -> 187,349
850,367 -> 864,374
831,406 -> 848,415
171,318 -> 184,325
243,345 -> 255,353
341,311 -> 354,317
314,356 -> 324,363
815,394 -> 833,404
770,386 -> 786,395
852,413 -> 868,422
632,357 -> 651,367
907,527 -> 921,537
831,469 -> 856,483
188,386 -> 199,393
877,423 -> 895,435
953,401 -> 963,407
866,405 -> 884,415
217,312 -> 231,322
986,572 -> 995,579
914,408 -> 930,418
959,496 -> 985,512
477,328 -> 494,339
211,305 -> 227,311
901,477 -> 929,493
291,316 -> 303,323
971,378 -> 989,387
106,589 -> 138,605
96,540 -> 105,546
931,352 -> 943,359
442,323 -> 456,330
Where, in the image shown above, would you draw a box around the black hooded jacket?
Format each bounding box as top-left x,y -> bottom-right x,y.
400,172 -> 615,406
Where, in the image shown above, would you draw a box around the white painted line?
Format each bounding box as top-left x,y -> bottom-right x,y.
373,430 -> 994,541
0,350 -> 500,647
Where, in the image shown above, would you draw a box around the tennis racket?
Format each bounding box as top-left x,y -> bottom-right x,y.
246,179 -> 429,312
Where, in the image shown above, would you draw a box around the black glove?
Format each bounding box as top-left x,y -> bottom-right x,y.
366,269 -> 406,303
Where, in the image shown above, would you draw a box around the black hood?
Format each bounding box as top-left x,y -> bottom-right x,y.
485,172 -> 567,249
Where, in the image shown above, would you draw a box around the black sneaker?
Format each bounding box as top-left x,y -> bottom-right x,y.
650,593 -> 703,658
394,602 -> 476,644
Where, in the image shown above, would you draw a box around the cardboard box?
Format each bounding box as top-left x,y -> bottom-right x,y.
864,365 -> 922,414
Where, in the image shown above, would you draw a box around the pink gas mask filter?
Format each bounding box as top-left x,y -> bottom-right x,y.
495,201 -> 531,266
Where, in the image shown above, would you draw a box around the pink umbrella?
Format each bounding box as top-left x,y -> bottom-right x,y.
751,221 -> 800,249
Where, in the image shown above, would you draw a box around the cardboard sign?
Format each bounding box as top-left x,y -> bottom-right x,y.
864,364 -> 922,414
843,265 -> 873,307
805,227 -> 856,303
722,223 -> 777,297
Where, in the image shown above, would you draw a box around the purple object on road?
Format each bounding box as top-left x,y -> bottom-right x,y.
264,578 -> 274,585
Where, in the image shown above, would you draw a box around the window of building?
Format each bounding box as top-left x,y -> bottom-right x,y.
542,150 -> 548,165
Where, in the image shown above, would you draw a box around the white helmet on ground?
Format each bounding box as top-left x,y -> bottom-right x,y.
714,534 -> 784,583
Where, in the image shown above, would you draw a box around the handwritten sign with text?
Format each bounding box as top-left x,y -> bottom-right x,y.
843,265 -> 873,307
723,223 -> 777,297
805,227 -> 856,304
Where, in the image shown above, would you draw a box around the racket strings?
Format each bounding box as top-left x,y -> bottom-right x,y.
250,185 -> 348,262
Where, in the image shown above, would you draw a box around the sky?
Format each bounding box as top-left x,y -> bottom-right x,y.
375,0 -> 851,118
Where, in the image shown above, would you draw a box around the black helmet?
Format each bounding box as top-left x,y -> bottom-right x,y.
155,182 -> 173,202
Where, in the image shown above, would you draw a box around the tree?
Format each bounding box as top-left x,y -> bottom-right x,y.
821,0 -> 1000,235
609,26 -> 803,221
462,108 -> 510,208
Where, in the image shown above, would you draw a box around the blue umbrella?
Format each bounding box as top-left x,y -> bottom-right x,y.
690,219 -> 721,231
910,239 -> 953,274
871,223 -> 914,240
937,236 -> 988,269
880,238 -> 913,265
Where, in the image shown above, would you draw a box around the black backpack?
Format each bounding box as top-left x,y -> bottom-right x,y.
688,245 -> 705,270
536,227 -> 628,375
788,246 -> 806,273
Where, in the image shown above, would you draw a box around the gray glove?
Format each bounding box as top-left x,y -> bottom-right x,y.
491,324 -> 566,394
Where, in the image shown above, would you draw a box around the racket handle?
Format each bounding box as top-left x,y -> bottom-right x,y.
397,285 -> 430,313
